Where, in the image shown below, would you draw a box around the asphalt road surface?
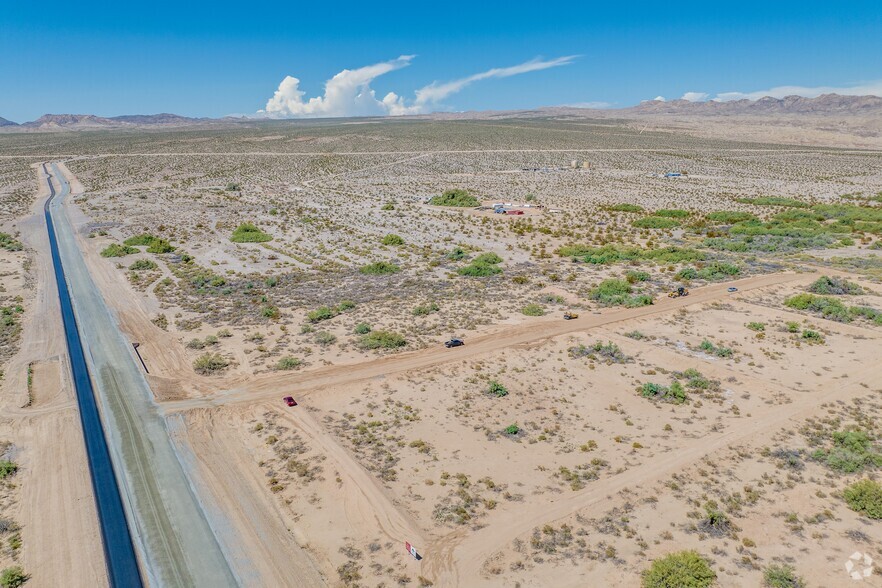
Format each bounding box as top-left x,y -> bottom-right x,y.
45,163 -> 237,587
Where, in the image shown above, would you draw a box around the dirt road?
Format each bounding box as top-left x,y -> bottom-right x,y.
161,270 -> 814,413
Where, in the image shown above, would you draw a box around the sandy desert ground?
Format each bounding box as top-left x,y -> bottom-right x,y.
1,117 -> 882,587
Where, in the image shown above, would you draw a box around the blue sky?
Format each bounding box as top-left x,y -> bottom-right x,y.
1,0 -> 881,121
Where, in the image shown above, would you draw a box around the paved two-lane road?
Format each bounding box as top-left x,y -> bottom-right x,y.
45,163 -> 237,587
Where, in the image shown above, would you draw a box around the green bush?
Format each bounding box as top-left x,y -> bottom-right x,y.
625,270 -> 650,283
275,356 -> 302,370
146,238 -> 174,254
230,222 -> 273,243
737,196 -> 811,208
458,252 -> 503,277
812,430 -> 882,473
359,330 -> 406,350
429,189 -> 479,207
557,244 -> 704,265
360,261 -> 401,275
763,564 -> 805,588
522,303 -> 545,316
642,550 -> 715,588
654,209 -> 690,218
413,302 -> 440,316
354,323 -> 372,334
746,322 -> 765,332
784,293 -> 851,322
0,233 -> 23,252
640,381 -> 686,404
446,246 -> 468,260
632,216 -> 681,229
843,479 -> 882,519
487,381 -> 509,397
0,566 -> 28,588
504,423 -> 520,435
381,202 -> 395,211
0,460 -> 18,479
315,331 -> 337,346
705,211 -> 758,224
603,203 -> 643,213
100,243 -> 137,257
590,279 -> 653,307
807,275 -> 863,295
801,329 -> 824,344
123,233 -> 156,246
193,353 -> 229,374
307,306 -> 336,323
381,234 -> 405,246
128,259 -> 158,271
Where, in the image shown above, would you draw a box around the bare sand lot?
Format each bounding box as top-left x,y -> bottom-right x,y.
1,117 -> 882,587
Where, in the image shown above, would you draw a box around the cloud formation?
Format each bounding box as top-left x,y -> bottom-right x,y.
713,80 -> 882,101
680,91 -> 709,102
261,55 -> 576,118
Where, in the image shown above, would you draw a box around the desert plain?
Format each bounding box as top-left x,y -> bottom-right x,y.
1,111 -> 882,587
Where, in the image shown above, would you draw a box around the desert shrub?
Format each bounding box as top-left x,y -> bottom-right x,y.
128,259 -> 157,271
0,566 -> 28,588
807,275 -> 863,295
784,293 -> 851,322
641,381 -> 686,404
698,501 -> 732,536
603,203 -> 643,213
624,330 -> 645,340
225,182 -> 241,191
446,246 -> 468,260
801,329 -> 824,343
625,270 -> 650,283
429,189 -> 479,207
217,328 -> 232,338
746,322 -> 765,332
557,244 -> 704,265
381,234 -> 405,246
843,479 -> 882,519
590,279 -> 653,307
654,209 -> 690,218
186,338 -> 205,349
763,564 -> 805,588
458,252 -> 503,276
123,233 -> 156,246
275,356 -> 302,370
337,300 -> 356,311
381,202 -> 395,210
0,233 -> 23,251
261,305 -> 280,319
785,321 -> 800,333
100,243 -> 137,257
705,211 -> 758,224
632,216 -> 681,229
570,341 -> 628,363
413,302 -> 440,316
354,323 -> 372,334
737,196 -> 811,208
315,331 -> 337,346
487,381 -> 509,397
678,262 -> 740,281
359,330 -> 406,350
193,353 -> 229,374
813,430 -> 882,473
522,303 -> 545,316
504,424 -> 520,435
360,261 -> 401,275
642,550 -> 715,588
307,306 -> 336,323
146,238 -> 174,254
698,339 -> 733,358
0,460 -> 18,479
230,222 -> 272,243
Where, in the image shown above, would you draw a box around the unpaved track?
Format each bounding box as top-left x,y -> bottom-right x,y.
422,356 -> 882,586
48,163 -> 236,587
161,270 -> 815,413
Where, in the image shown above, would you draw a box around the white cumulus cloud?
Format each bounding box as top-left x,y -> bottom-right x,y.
652,96 -> 666,102
260,55 -> 577,118
681,92 -> 709,102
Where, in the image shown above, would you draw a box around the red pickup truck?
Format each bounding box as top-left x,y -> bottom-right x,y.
283,396 -> 297,407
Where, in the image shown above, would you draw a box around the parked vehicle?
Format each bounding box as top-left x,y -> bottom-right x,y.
563,312 -> 579,320
444,338 -> 464,348
283,396 -> 297,407
505,210 -> 524,215
668,287 -> 689,298
727,287 -> 738,292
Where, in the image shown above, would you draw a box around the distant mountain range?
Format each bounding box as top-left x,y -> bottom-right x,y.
1,94 -> 881,130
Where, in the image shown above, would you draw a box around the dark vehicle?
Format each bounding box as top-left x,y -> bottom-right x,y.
668,286 -> 689,298
727,287 -> 738,292
283,396 -> 297,407
444,338 -> 464,348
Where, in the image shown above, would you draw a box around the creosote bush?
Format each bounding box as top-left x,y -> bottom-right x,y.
193,352 -> 229,374
360,261 -> 401,275
843,479 -> 882,519
429,188 -> 479,207
230,222 -> 272,243
101,243 -> 137,257
487,380 -> 508,397
642,550 -> 715,588
359,330 -> 406,350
